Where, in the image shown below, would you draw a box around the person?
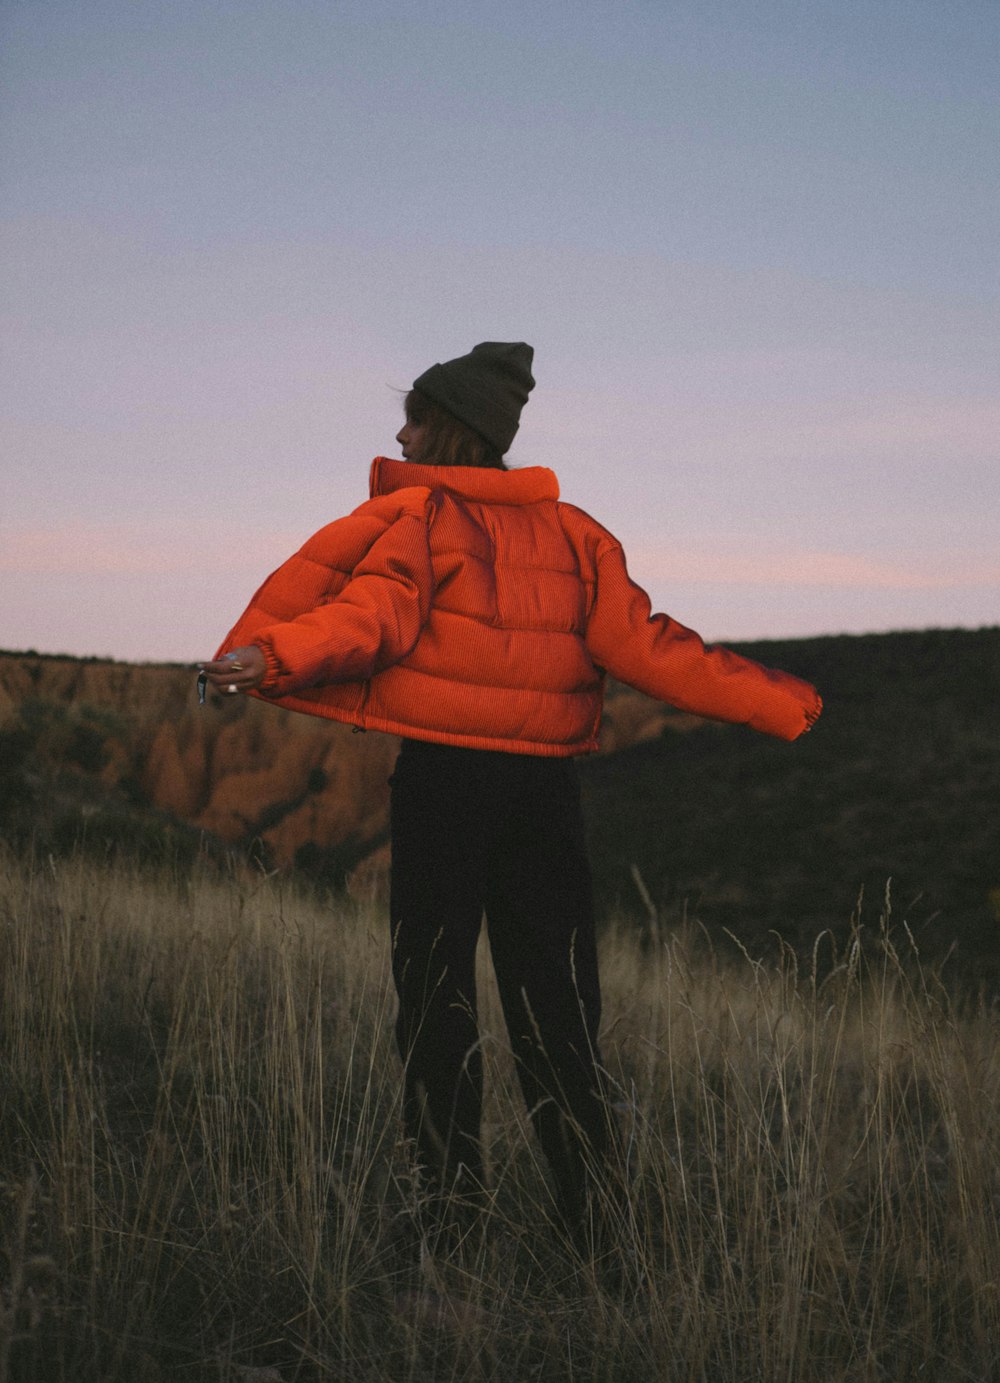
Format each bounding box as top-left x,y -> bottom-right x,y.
198,340 -> 821,1259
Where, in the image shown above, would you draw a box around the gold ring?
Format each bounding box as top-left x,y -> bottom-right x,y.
230,660 -> 244,671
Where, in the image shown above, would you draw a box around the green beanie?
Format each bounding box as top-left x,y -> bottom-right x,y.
412,341 -> 535,455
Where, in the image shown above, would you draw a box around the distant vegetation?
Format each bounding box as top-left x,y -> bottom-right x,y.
0,691 -> 229,875
1,845 -> 997,1381
583,627 -> 1000,990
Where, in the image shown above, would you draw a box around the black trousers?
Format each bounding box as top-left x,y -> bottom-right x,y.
389,739 -> 611,1234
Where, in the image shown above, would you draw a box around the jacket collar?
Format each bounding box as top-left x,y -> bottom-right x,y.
369,457 -> 559,505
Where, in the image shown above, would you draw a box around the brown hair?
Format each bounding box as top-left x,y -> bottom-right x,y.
404,389 -> 507,470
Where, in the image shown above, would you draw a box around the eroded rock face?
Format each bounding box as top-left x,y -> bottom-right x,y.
0,652 -> 687,872
0,653 -> 396,869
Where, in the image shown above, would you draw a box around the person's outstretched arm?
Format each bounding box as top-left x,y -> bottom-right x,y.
586,543 -> 821,741
201,490 -> 436,698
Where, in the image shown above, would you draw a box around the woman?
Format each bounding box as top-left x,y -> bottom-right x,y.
199,340 -> 821,1251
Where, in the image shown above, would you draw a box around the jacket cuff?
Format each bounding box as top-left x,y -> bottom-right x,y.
258,642 -> 287,693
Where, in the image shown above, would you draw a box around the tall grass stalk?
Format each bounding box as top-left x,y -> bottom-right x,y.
1,844 -> 997,1381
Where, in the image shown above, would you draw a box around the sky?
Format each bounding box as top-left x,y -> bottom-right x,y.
2,0 -> 997,663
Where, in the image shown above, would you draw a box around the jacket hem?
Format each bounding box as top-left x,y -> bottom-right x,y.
245,688 -> 597,757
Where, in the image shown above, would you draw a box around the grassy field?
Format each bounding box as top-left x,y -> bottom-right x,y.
1,846 -> 998,1382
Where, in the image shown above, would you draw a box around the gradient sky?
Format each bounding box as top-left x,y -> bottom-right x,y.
3,0 -> 997,663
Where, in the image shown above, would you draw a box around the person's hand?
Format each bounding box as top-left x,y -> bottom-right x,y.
196,645 -> 267,698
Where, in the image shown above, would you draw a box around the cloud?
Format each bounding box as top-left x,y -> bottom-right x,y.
628,543 -> 1000,591
0,521 -> 300,577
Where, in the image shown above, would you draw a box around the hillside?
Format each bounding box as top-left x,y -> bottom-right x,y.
0,653 -> 394,882
2,628 -> 998,983
580,627 -> 1000,983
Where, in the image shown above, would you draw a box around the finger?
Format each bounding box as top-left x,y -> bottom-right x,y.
198,658 -> 241,675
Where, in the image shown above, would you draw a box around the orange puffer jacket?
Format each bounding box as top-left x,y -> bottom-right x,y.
215,457 -> 821,755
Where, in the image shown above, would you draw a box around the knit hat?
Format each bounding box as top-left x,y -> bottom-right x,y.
412,341 -> 535,455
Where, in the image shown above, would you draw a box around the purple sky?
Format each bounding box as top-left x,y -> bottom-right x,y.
3,0 -> 997,662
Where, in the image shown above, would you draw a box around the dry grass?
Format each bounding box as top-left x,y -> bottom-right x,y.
1,845 -> 998,1382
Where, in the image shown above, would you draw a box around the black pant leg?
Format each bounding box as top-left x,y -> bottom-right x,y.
389,743 -> 486,1197
481,755 -> 612,1234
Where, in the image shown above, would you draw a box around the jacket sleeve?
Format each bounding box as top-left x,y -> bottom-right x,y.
215,496 -> 436,697
585,542 -> 821,742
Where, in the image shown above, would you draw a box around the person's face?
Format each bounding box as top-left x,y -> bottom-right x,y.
396,416 -> 430,463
